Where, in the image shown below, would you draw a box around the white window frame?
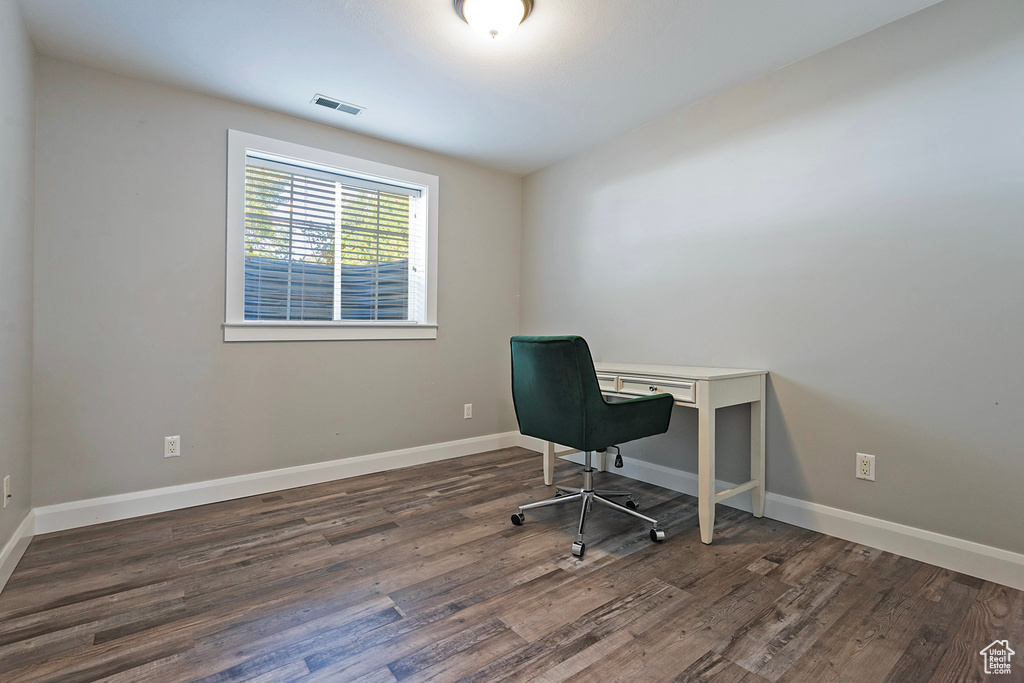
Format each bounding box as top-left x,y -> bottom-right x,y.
224,130 -> 439,342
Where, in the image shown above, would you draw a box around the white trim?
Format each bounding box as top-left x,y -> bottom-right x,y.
550,446 -> 1024,591
222,322 -> 438,342
224,130 -> 440,343
0,510 -> 35,594
763,493 -> 1024,592
34,432 -> 520,535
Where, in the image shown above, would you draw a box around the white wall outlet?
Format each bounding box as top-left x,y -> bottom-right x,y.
856,453 -> 875,481
165,435 -> 181,458
3,475 -> 10,508
464,404 -> 472,419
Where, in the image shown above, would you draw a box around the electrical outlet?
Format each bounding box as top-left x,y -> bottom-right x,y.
3,475 -> 10,508
856,453 -> 875,481
464,404 -> 472,419
165,435 -> 181,458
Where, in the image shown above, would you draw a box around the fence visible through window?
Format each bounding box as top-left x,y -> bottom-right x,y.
242,159 -> 419,322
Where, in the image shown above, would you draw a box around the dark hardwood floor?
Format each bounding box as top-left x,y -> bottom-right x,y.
1,447 -> 1021,682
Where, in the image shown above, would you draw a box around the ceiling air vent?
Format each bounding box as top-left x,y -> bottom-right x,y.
311,94 -> 365,116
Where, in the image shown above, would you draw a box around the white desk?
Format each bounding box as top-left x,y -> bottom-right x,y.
540,362 -> 767,544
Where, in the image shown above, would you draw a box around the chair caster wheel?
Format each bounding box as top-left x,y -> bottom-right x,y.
571,541 -> 586,558
650,529 -> 666,542
511,513 -> 525,526
625,499 -> 638,510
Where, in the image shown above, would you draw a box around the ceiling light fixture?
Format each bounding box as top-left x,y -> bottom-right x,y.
456,0 -> 533,40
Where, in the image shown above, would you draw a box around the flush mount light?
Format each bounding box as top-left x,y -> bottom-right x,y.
456,0 -> 533,40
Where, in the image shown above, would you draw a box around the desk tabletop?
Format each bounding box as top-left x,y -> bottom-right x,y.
594,361 -> 767,381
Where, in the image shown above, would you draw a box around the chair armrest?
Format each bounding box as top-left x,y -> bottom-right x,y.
588,393 -> 674,450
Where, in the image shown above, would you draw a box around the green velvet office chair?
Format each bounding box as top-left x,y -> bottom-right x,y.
509,335 -> 674,557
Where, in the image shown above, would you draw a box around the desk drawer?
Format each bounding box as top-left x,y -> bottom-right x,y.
595,373 -> 619,393
618,376 -> 695,404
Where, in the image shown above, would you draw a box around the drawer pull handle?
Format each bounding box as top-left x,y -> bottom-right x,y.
649,385 -> 657,392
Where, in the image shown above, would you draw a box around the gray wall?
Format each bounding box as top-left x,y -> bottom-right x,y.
32,58 -> 522,507
0,0 -> 35,547
521,0 -> 1024,554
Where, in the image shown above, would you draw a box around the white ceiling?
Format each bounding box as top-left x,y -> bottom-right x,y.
18,0 -> 943,175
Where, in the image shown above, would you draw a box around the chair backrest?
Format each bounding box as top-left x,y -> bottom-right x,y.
510,335 -> 605,452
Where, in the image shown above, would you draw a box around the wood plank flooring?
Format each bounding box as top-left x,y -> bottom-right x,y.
1,447 -> 1021,682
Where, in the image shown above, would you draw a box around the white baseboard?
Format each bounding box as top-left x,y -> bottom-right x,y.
0,510 -> 35,594
557,449 -> 1024,591
33,431 -> 522,536
13,433 -> 1024,594
516,434 -> 555,455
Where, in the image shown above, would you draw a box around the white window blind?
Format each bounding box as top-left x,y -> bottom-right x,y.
243,153 -> 427,324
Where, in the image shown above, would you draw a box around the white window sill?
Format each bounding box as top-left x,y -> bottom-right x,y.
222,322 -> 438,342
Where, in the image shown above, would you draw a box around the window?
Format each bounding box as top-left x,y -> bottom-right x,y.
224,131 -> 438,341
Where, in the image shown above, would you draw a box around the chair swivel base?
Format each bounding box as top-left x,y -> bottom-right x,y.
510,451 -> 665,558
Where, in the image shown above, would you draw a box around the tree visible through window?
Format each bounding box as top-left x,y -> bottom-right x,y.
243,156 -> 421,322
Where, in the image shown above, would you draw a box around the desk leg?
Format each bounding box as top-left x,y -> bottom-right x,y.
750,375 -> 766,518
697,384 -> 716,544
544,441 -> 555,486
